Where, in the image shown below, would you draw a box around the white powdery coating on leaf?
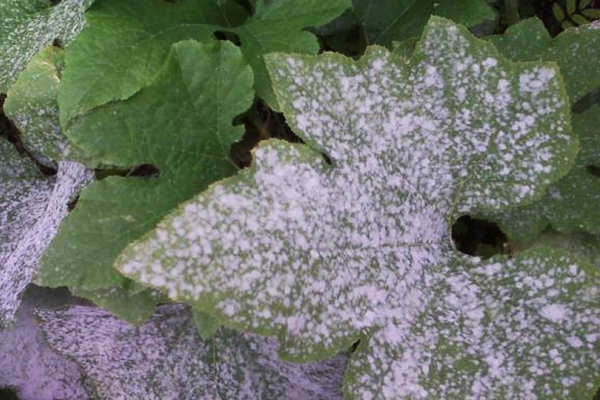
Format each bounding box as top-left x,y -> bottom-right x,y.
0,287 -> 90,400
117,18 -> 581,400
0,159 -> 93,326
37,304 -> 347,400
0,0 -> 91,91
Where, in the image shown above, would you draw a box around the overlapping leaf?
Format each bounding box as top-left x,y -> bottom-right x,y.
0,0 -> 93,93
38,304 -> 348,400
4,46 -> 87,167
58,0 -> 350,126
353,0 -> 495,46
38,41 -> 254,318
0,285 -> 90,400
479,19 -> 600,241
113,18 -> 598,398
0,140 -> 92,326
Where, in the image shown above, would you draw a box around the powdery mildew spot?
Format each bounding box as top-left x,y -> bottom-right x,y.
0,140 -> 93,326
117,18 -> 593,399
37,304 -> 348,400
0,0 -> 91,92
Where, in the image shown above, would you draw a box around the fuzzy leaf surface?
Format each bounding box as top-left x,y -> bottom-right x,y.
58,0 -> 350,125
0,0 -> 93,92
115,18 -> 596,399
481,19 -> 600,241
38,40 -> 254,303
0,140 -> 93,326
38,304 -> 348,400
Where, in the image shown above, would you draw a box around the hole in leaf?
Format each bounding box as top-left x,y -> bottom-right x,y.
213,31 -> 242,47
94,164 -> 160,180
586,165 -> 600,177
230,99 -> 303,169
321,152 -> 332,165
49,0 -> 62,5
0,387 -> 20,400
52,38 -> 63,48
451,215 -> 508,259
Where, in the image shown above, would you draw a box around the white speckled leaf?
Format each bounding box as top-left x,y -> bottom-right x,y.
4,46 -> 88,167
38,304 -> 348,400
0,285 -> 90,400
115,17 -> 592,399
0,140 -> 93,327
479,19 -> 600,241
0,0 -> 93,92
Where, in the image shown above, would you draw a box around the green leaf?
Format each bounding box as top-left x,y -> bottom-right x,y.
38,304 -> 348,400
581,8 -> 600,19
353,0 -> 495,47
0,0 -> 93,93
192,309 -> 221,340
115,18 -> 593,399
553,3 -> 566,22
58,0 -> 350,126
572,12 -> 592,25
568,0 -> 578,15
0,140 -> 93,326
434,0 -> 497,28
4,46 -> 88,166
38,41 -> 254,293
484,19 -> 600,240
71,286 -> 167,325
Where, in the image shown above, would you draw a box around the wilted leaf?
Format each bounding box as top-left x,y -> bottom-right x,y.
0,140 -> 93,326
114,18 -> 597,398
38,304 -> 348,400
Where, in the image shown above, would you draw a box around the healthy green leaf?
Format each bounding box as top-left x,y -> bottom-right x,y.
4,46 -> 87,167
353,0 -> 495,47
0,0 -> 93,93
115,18 -> 595,399
482,19 -> 600,241
38,304 -> 348,400
0,285 -> 90,400
58,0 -> 350,126
38,41 -> 253,300
0,140 -> 92,326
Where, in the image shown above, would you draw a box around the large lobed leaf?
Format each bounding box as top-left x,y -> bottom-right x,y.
58,0 -> 350,126
37,40 -> 253,324
0,0 -> 93,93
114,18 -> 599,399
38,303 -> 348,400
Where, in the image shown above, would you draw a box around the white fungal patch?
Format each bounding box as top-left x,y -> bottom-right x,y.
0,141 -> 93,326
116,18 -> 588,400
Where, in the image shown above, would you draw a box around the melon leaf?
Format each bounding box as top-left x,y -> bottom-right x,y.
115,18 -> 597,399
480,19 -> 600,241
37,303 -> 348,400
0,0 -> 93,92
0,140 -> 92,326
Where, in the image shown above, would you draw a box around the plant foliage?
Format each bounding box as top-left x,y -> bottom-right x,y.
116,17 -> 597,399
